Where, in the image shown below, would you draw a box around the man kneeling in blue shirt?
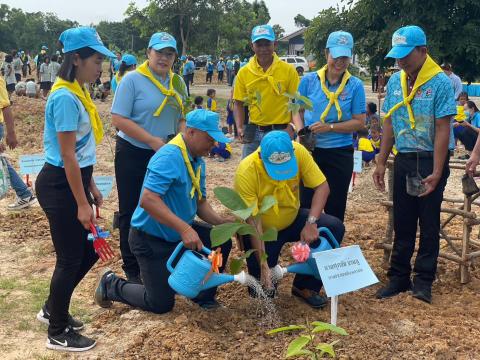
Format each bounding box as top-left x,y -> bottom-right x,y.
94,109 -> 233,311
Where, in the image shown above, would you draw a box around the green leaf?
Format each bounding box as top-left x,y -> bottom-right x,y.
255,91 -> 262,106
236,224 -> 257,236
260,252 -> 268,263
229,258 -> 244,274
298,95 -> 313,109
288,103 -> 301,114
243,249 -> 257,259
266,325 -> 306,335
232,204 -> 256,220
286,336 -> 311,358
260,227 -> 278,242
210,223 -> 245,247
258,195 -> 277,214
311,322 -> 348,336
213,187 -> 248,211
283,92 -> 296,99
316,343 -> 335,357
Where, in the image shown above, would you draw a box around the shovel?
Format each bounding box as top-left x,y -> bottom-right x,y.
88,223 -> 115,262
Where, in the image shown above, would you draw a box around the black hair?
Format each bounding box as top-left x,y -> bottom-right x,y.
102,81 -> 111,90
370,125 -> 381,133
12,50 -> 17,57
367,102 -> 377,114
194,96 -> 204,105
118,61 -> 135,77
207,88 -> 216,97
5,54 -> 13,63
57,47 -> 97,82
51,55 -> 58,62
357,127 -> 369,138
457,91 -> 469,101
44,56 -> 51,63
466,101 -> 479,113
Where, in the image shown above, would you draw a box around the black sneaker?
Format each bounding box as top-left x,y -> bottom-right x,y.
191,298 -> 222,310
411,282 -> 432,304
46,326 -> 96,352
375,280 -> 412,299
94,268 -> 114,308
292,286 -> 327,309
37,305 -> 84,331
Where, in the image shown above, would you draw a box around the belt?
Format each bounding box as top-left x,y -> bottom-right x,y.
397,151 -> 434,159
256,124 -> 289,132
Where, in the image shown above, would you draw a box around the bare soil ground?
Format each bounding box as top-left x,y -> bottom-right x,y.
0,79 -> 479,360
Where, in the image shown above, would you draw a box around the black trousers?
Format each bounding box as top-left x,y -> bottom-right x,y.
388,153 -> 449,286
218,71 -> 224,82
456,126 -> 478,151
243,209 -> 345,292
105,222 -> 232,313
115,136 -> 155,278
300,146 -> 354,222
206,72 -> 213,83
36,164 -> 98,336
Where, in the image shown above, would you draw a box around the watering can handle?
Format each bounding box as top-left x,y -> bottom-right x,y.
318,227 -> 340,249
166,242 -> 211,273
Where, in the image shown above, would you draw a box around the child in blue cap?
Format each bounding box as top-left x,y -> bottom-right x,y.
111,53 -> 137,94
34,26 -> 115,352
295,30 -> 366,223
94,109 -> 234,313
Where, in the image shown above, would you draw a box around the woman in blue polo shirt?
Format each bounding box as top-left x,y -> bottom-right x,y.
111,53 -> 137,94
35,27 -> 115,352
111,32 -> 186,283
295,31 -> 366,222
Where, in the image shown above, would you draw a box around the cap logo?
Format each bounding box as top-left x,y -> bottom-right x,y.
161,34 -> 173,42
95,32 -> 104,45
392,34 -> 407,45
268,151 -> 291,164
337,35 -> 349,45
254,26 -> 270,36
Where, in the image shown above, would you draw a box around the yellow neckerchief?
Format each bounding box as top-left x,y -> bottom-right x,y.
169,134 -> 202,200
245,53 -> 282,95
454,105 -> 467,122
50,78 -> 104,144
136,61 -> 184,117
384,55 -> 443,129
256,152 -> 297,215
115,73 -> 123,86
317,65 -> 351,123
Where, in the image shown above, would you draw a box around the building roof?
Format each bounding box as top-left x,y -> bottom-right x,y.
278,28 -> 307,42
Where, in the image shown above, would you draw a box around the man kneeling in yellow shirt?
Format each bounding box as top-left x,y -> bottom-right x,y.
234,131 -> 345,309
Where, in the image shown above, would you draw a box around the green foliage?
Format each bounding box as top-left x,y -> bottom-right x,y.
210,187 -> 279,272
268,320 -> 348,359
294,14 -> 312,28
284,92 -> 313,115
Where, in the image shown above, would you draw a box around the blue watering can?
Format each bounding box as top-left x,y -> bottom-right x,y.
167,242 -> 246,299
272,227 -> 340,281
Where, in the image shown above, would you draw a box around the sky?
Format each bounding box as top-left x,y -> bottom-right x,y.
1,0 -> 341,34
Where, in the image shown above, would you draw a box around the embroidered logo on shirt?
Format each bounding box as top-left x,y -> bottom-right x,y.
268,152 -> 291,164
392,34 -> 407,45
425,88 -> 433,97
393,90 -> 401,96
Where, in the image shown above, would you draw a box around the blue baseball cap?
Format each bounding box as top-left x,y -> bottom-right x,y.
148,32 -> 177,53
260,131 -> 298,181
41,45 -> 48,50
186,109 -> 232,144
59,27 -> 115,58
180,55 -> 187,61
386,25 -> 426,59
326,31 -> 354,58
251,24 -> 275,43
121,54 -> 137,66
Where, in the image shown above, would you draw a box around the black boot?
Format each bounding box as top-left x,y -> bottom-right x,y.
375,279 -> 412,299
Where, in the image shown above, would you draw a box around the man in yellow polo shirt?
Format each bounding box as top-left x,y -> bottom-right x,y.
233,24 -> 300,158
234,131 -> 344,308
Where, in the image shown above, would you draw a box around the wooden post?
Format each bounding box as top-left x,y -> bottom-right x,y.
383,162 -> 395,268
460,193 -> 472,283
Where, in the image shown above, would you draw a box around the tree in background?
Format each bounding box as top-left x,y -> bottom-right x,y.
294,14 -> 311,28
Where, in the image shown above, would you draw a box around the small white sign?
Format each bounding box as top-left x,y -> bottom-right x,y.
313,245 -> 378,297
94,176 -> 114,199
19,154 -> 45,175
353,150 -> 362,173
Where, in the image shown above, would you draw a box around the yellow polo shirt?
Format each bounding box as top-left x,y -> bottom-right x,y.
234,142 -> 326,230
233,53 -> 299,126
358,138 -> 374,152
0,77 -> 10,123
454,105 -> 467,122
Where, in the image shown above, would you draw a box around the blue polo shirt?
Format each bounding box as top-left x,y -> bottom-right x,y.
470,112 -> 480,128
299,72 -> 366,148
382,71 -> 456,152
44,89 -> 96,168
130,143 -> 206,241
111,70 -> 185,149
217,61 -> 225,72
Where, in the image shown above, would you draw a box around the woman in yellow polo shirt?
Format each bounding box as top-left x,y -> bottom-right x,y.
294,31 -> 366,222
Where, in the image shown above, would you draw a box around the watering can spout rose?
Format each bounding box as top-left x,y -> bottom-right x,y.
167,242 -> 247,299
271,227 -> 341,281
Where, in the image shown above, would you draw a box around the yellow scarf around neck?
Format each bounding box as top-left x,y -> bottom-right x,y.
50,78 -> 104,144
136,61 -> 184,117
384,55 -> 443,129
246,53 -> 282,95
317,65 -> 351,123
169,134 -> 202,200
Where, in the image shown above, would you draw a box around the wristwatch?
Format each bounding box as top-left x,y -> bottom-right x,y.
306,215 -> 318,225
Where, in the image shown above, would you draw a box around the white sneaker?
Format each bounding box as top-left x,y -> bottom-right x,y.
7,195 -> 37,211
